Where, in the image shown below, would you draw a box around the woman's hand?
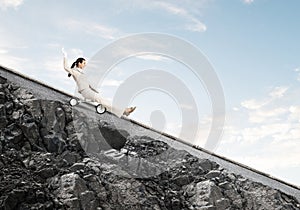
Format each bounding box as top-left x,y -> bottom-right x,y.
62,48 -> 67,57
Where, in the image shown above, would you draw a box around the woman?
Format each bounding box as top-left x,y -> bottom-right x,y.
62,48 -> 136,117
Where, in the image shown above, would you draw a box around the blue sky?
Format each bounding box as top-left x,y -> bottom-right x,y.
1,0 -> 300,186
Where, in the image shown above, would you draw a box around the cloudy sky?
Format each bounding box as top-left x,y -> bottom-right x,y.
1,0 -> 300,186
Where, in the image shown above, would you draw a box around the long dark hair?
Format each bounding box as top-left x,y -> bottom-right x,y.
68,57 -> 85,77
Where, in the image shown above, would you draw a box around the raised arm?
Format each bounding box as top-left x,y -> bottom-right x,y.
62,48 -> 74,75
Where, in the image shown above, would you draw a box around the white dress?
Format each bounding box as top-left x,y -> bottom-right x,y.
63,57 -> 124,117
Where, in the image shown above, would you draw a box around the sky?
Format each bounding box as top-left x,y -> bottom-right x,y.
1,0 -> 300,186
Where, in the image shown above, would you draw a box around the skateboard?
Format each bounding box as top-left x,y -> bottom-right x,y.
69,98 -> 106,114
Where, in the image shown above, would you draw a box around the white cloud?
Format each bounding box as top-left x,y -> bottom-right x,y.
269,86 -> 289,98
81,0 -> 208,33
234,149 -> 300,173
272,125 -> 300,142
0,0 -> 23,10
233,107 -> 239,111
293,67 -> 300,81
218,81 -> 300,184
221,120 -> 296,146
42,47 -> 84,72
186,20 -> 207,32
101,79 -> 123,87
179,103 -> 194,110
241,98 -> 269,110
65,19 -> 123,40
222,125 -> 242,144
136,54 -> 168,61
241,86 -> 289,110
46,43 -> 61,49
0,48 -> 28,71
230,91 -> 295,143
154,1 -> 207,32
248,107 -> 288,123
0,49 -> 8,54
244,123 -> 290,143
0,29 -> 28,71
38,53 -> 79,94
155,2 -> 188,16
243,0 -> 254,4
219,121 -> 299,174
199,115 -> 212,125
289,105 -> 300,121
69,48 -> 84,58
165,122 -> 181,135
43,57 -> 63,73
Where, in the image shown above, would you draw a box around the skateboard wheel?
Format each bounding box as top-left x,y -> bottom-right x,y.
69,98 -> 78,106
96,104 -> 106,114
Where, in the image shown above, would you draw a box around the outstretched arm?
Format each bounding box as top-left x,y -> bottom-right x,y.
62,48 -> 74,75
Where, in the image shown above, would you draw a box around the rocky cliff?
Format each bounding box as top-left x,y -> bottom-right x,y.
0,74 -> 299,210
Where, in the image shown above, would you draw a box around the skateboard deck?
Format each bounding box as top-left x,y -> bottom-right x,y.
69,98 -> 106,114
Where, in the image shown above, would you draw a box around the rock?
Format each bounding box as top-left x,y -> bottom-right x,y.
40,100 -> 66,133
199,159 -> 214,171
35,190 -> 45,202
0,91 -> 6,104
218,181 -> 232,190
61,151 -> 80,165
70,162 -> 85,172
0,116 -> 8,128
185,180 -> 223,208
0,104 -> 6,117
57,173 -> 88,208
37,167 -> 57,179
0,104 -> 8,128
64,197 -> 81,209
205,170 -> 221,179
65,122 -> 76,136
23,99 -> 43,120
21,122 -> 40,144
80,191 -> 98,210
171,197 -> 181,210
215,198 -> 230,210
0,76 -> 7,84
196,205 -> 216,210
88,178 -> 107,201
124,135 -> 169,158
0,74 -> 299,210
3,189 -> 26,210
7,126 -> 23,144
227,173 -> 236,181
12,87 -> 34,100
42,133 -> 66,153
240,181 -> 300,210
5,101 -> 14,115
98,120 -> 129,150
11,110 -> 23,120
57,172 -> 88,201
172,175 -> 192,187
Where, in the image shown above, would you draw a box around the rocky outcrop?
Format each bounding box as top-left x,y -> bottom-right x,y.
0,75 -> 299,209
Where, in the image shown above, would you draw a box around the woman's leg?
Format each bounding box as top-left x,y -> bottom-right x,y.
81,89 -> 135,117
94,96 -> 124,117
